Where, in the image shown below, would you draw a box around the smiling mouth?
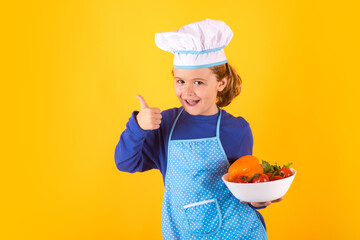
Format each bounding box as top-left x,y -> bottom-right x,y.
185,99 -> 200,107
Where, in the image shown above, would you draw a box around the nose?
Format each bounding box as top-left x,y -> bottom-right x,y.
183,83 -> 194,96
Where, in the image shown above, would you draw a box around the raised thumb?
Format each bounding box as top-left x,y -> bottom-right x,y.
136,95 -> 149,109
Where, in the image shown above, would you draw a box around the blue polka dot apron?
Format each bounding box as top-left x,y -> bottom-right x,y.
161,108 -> 268,239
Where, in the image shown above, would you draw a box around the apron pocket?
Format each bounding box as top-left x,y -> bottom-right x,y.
182,198 -> 222,237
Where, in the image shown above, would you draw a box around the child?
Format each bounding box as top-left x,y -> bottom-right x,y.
115,19 -> 281,239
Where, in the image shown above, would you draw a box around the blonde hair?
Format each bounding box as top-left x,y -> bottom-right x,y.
209,63 -> 242,107
171,63 -> 242,107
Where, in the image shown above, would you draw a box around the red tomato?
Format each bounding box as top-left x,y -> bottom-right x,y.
270,175 -> 284,181
279,168 -> 293,178
235,176 -> 250,183
265,173 -> 273,179
252,174 -> 270,183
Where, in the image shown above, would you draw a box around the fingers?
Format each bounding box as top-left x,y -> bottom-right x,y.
136,94 -> 149,109
250,201 -> 271,208
271,197 -> 283,203
138,109 -> 162,130
241,198 -> 283,208
240,200 -> 268,207
141,108 -> 162,121
135,95 -> 162,130
151,107 -> 162,114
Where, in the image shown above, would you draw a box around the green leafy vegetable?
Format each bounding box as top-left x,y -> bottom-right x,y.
283,162 -> 293,168
261,160 -> 273,173
261,159 -> 292,179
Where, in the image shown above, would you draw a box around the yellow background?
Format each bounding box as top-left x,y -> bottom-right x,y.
2,0 -> 359,239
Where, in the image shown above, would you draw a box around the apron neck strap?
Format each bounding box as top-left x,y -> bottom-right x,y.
216,105 -> 222,138
168,106 -> 223,142
168,107 -> 184,142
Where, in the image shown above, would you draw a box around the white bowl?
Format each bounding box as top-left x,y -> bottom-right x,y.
222,168 -> 296,202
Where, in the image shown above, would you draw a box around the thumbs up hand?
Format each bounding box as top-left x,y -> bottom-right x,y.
135,95 -> 162,130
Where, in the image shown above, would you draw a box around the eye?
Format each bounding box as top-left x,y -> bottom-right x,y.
194,81 -> 203,85
176,79 -> 184,84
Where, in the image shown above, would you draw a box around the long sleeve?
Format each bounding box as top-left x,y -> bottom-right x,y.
237,125 -> 253,156
114,111 -> 161,173
221,116 -> 254,166
238,125 -> 268,213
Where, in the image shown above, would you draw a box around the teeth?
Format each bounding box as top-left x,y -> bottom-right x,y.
185,100 -> 198,105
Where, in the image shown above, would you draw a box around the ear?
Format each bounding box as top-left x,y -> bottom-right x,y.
217,77 -> 228,92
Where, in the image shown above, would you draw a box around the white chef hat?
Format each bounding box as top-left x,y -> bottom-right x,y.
155,18 -> 233,69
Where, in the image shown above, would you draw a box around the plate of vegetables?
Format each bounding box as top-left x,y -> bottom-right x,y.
222,155 -> 296,202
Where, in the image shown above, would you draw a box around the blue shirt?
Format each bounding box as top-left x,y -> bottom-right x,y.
114,106 -> 267,228
115,107 -> 253,181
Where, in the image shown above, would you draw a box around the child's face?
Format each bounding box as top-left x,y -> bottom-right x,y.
173,67 -> 227,116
